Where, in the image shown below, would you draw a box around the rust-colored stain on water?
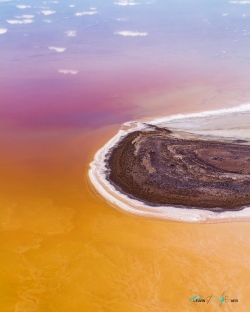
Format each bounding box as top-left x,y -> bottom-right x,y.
0,123 -> 250,312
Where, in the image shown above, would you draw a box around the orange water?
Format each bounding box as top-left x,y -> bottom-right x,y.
1,82 -> 250,311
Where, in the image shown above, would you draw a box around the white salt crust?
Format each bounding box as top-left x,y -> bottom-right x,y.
89,104 -> 250,223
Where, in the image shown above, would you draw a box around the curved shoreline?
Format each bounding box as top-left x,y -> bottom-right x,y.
89,103 -> 250,223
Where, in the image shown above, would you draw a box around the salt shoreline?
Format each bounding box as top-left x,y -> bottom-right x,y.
89,103 -> 250,223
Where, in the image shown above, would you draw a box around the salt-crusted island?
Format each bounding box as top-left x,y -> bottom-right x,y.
89,104 -> 250,223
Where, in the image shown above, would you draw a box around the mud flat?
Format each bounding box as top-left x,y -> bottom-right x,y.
89,104 -> 250,223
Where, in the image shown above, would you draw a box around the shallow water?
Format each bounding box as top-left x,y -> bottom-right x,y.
0,112 -> 250,311
1,0 -> 250,310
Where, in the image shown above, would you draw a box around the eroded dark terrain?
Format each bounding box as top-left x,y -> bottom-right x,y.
108,128 -> 250,210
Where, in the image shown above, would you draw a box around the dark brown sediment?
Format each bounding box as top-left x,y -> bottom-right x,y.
107,128 -> 250,211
